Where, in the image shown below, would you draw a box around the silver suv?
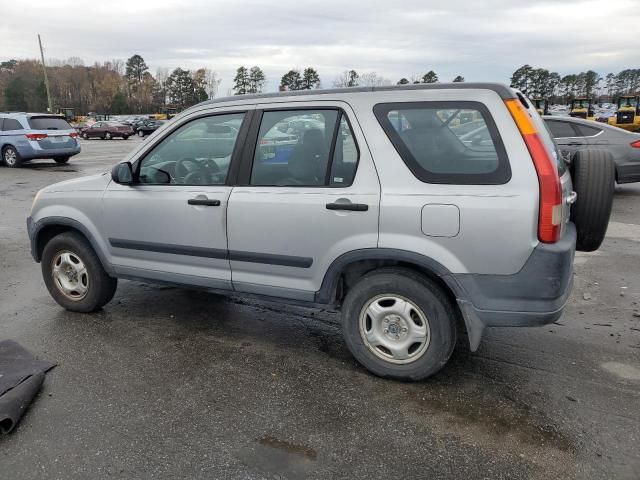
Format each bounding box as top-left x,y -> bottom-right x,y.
27,84 -> 614,380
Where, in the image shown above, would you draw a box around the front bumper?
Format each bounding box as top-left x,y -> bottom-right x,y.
451,223 -> 577,350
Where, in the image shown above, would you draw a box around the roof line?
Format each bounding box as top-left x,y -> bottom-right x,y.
197,82 -> 515,108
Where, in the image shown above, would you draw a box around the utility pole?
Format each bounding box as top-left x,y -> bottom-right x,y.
38,34 -> 53,113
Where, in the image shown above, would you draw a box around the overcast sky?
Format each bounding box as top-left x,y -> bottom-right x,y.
1,0 -> 637,94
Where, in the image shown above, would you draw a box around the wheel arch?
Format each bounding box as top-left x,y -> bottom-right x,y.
316,249 -> 465,305
317,248 -> 474,348
30,217 -> 114,275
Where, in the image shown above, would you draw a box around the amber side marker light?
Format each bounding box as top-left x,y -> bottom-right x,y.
504,98 -> 562,243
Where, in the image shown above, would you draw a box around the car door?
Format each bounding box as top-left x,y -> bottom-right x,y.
545,119 -> 587,159
89,122 -> 103,138
226,103 -> 380,300
101,107 -> 252,289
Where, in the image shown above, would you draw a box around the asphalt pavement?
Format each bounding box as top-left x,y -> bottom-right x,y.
0,137 -> 639,479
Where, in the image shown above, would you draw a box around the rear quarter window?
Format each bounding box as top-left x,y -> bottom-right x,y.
374,101 -> 511,185
2,118 -> 24,131
28,116 -> 73,130
574,124 -> 602,137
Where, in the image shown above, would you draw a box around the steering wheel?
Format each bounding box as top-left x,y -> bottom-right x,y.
175,158 -> 202,180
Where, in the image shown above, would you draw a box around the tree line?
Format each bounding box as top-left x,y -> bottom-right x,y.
0,55 -> 221,115
510,64 -> 640,102
230,66 -> 463,93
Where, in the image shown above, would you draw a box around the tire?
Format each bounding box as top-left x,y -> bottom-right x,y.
138,130 -> 145,138
54,157 -> 70,164
82,132 -> 89,140
2,145 -> 22,168
122,135 -> 129,140
41,231 -> 117,313
341,268 -> 457,381
104,132 -> 112,140
570,150 -> 615,252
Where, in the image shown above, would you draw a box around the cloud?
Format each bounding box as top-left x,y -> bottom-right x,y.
1,0 -> 637,93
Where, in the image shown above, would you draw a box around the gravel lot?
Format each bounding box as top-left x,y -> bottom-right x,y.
1,137 -> 639,479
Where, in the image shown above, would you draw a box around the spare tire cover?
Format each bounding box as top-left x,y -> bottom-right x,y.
570,150 -> 615,252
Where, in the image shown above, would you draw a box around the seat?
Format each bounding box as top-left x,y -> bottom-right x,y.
286,129 -> 328,185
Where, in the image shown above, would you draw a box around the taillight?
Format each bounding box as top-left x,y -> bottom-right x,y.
505,99 -> 562,243
631,139 -> 640,148
69,132 -> 79,138
25,133 -> 48,140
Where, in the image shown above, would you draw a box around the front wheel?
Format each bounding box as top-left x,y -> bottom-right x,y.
138,130 -> 145,137
41,231 -> 117,312
82,132 -> 89,140
104,132 -> 112,140
341,269 -> 457,381
54,157 -> 70,164
122,135 -> 129,140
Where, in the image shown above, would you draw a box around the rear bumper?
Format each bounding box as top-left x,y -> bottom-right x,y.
17,142 -> 81,160
616,162 -> 640,184
450,223 -> 576,350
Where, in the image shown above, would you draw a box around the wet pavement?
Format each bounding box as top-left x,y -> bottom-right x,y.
0,137 -> 639,479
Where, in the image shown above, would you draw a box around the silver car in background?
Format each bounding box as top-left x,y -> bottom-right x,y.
0,113 -> 81,167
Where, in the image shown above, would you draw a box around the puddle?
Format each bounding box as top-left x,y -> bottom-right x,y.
398,375 -> 575,457
601,361 -> 640,381
236,435 -> 317,479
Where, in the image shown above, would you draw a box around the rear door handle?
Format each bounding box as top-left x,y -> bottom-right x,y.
188,198 -> 220,206
326,202 -> 368,212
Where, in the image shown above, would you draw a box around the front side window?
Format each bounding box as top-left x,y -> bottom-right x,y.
138,112 -> 245,185
250,109 -> 359,187
374,102 -> 510,184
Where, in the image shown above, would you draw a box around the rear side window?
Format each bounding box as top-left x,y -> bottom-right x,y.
2,118 -> 24,131
250,109 -> 359,187
546,120 -> 577,138
28,116 -> 72,130
574,124 -> 602,137
374,102 -> 510,184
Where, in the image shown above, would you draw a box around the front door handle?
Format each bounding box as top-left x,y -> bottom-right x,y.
326,202 -> 368,212
188,198 -> 220,206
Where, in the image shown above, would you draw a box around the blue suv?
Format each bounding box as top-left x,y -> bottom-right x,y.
0,113 -> 81,168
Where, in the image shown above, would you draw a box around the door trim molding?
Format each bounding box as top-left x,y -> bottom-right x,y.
109,238 -> 313,268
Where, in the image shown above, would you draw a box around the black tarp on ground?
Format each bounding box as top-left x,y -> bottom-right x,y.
0,340 -> 56,434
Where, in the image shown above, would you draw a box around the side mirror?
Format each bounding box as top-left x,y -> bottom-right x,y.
111,162 -> 134,185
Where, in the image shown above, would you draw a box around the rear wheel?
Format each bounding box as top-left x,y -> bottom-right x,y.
570,150 -> 615,252
54,157 -> 70,164
122,135 -> 129,140
41,231 -> 117,312
138,130 -> 145,137
104,132 -> 112,140
82,132 -> 89,140
2,146 -> 22,168
341,268 -> 457,381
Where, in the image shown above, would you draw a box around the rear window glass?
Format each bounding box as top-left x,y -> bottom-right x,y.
546,120 -> 576,138
28,116 -> 73,130
374,101 -> 510,184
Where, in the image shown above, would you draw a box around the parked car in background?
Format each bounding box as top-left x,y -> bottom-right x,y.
136,119 -> 166,137
0,113 -> 80,167
81,121 -> 134,140
544,115 -> 640,183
